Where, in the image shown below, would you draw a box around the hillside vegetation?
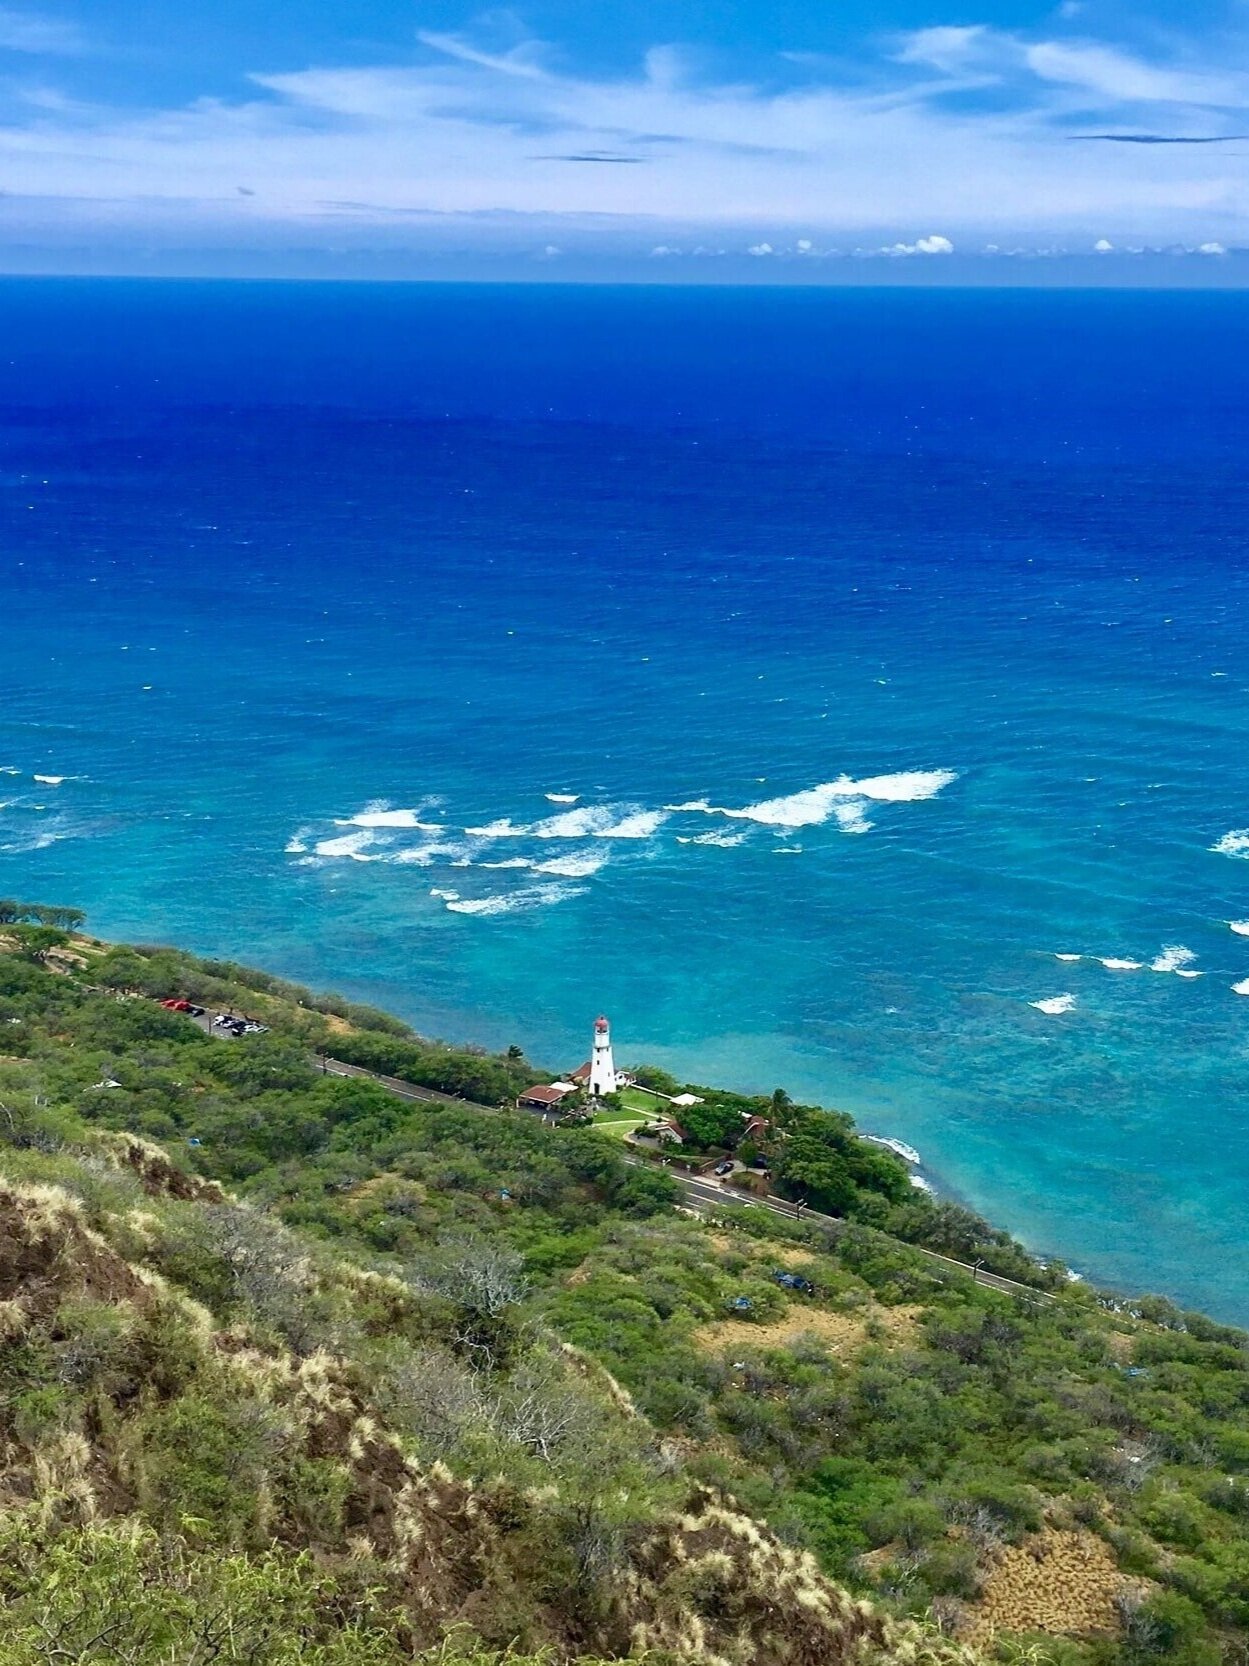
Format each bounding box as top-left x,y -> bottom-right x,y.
1,918 -> 1247,1665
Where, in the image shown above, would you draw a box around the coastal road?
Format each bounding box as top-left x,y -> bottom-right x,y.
312,1055 -> 1055,1302
632,1162 -> 1054,1303
184,1009 -> 1053,1304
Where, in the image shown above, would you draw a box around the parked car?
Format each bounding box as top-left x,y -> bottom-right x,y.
714,1158 -> 734,1176
772,1270 -> 815,1295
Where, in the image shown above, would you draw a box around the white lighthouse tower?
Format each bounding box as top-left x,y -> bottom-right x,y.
588,1014 -> 620,1097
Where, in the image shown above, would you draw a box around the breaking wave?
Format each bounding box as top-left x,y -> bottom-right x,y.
595,809 -> 667,839
665,769 -> 956,830
676,828 -> 749,848
1213,830 -> 1249,858
339,802 -> 441,829
533,850 -> 608,878
466,818 -> 531,838
1031,994 -> 1076,1015
391,843 -> 466,866
833,801 -> 872,835
444,882 -> 587,917
313,830 -> 379,860
1150,945 -> 1197,974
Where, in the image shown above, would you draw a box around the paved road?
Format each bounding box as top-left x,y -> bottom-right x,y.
632,1162 -> 1053,1302
187,1006 -> 1053,1304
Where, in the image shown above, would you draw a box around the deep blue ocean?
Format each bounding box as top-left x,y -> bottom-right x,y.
3,280 -> 1249,1315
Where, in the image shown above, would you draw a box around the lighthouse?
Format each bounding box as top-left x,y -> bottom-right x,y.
588,1014 -> 620,1097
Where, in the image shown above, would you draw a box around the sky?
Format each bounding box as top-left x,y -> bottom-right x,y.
0,0 -> 1248,278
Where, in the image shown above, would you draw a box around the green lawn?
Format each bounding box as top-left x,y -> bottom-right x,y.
591,1116 -> 649,1140
617,1085 -> 668,1114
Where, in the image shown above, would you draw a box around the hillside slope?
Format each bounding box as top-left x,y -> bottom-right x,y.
1,920 -> 1247,1664
0,1123 -> 966,1666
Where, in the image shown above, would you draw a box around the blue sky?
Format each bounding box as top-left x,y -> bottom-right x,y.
1,0 -> 1247,277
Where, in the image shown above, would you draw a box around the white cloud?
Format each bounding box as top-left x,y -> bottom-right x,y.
0,5 -> 83,53
1,16 -> 1248,259
882,234 -> 955,255
895,22 -> 1249,112
894,26 -> 994,76
415,30 -> 550,82
1023,40 -> 1241,105
1198,240 -> 1228,254
1094,237 -> 1114,251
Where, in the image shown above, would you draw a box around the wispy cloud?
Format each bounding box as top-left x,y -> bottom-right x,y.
0,5 -> 83,54
0,14 -> 1245,262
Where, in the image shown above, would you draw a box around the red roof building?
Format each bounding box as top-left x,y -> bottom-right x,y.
517,1083 -> 575,1111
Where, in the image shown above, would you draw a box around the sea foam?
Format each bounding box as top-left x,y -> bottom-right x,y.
665,769 -> 956,830
444,882 -> 587,917
466,818 -> 531,838
533,850 -> 607,878
1230,921 -> 1249,936
1031,994 -> 1076,1014
594,809 -> 667,839
390,843 -> 464,866
313,830 -> 378,860
544,793 -> 579,804
340,803 -> 440,829
1234,979 -> 1249,997
1213,830 -> 1249,858
1150,945 -> 1197,974
1100,957 -> 1142,971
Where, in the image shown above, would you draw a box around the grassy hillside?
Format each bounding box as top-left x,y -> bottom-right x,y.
1,918 -> 1246,1664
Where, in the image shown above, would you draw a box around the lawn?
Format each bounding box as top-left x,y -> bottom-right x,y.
591,1115 -> 649,1140
617,1085 -> 668,1114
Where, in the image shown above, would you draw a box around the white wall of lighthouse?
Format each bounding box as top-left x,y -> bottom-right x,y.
589,1015 -> 619,1096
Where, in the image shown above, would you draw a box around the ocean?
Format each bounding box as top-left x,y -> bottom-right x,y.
2,279 -> 1249,1316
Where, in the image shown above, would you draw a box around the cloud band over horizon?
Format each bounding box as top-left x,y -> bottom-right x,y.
0,3 -> 1246,275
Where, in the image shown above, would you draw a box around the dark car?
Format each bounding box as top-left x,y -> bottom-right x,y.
772,1270 -> 815,1295
714,1159 -> 734,1176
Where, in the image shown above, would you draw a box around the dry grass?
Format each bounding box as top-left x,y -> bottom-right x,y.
693,1303 -> 920,1358
966,1528 -> 1129,1643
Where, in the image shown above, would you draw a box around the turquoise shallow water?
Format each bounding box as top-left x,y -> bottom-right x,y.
3,281 -> 1249,1314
